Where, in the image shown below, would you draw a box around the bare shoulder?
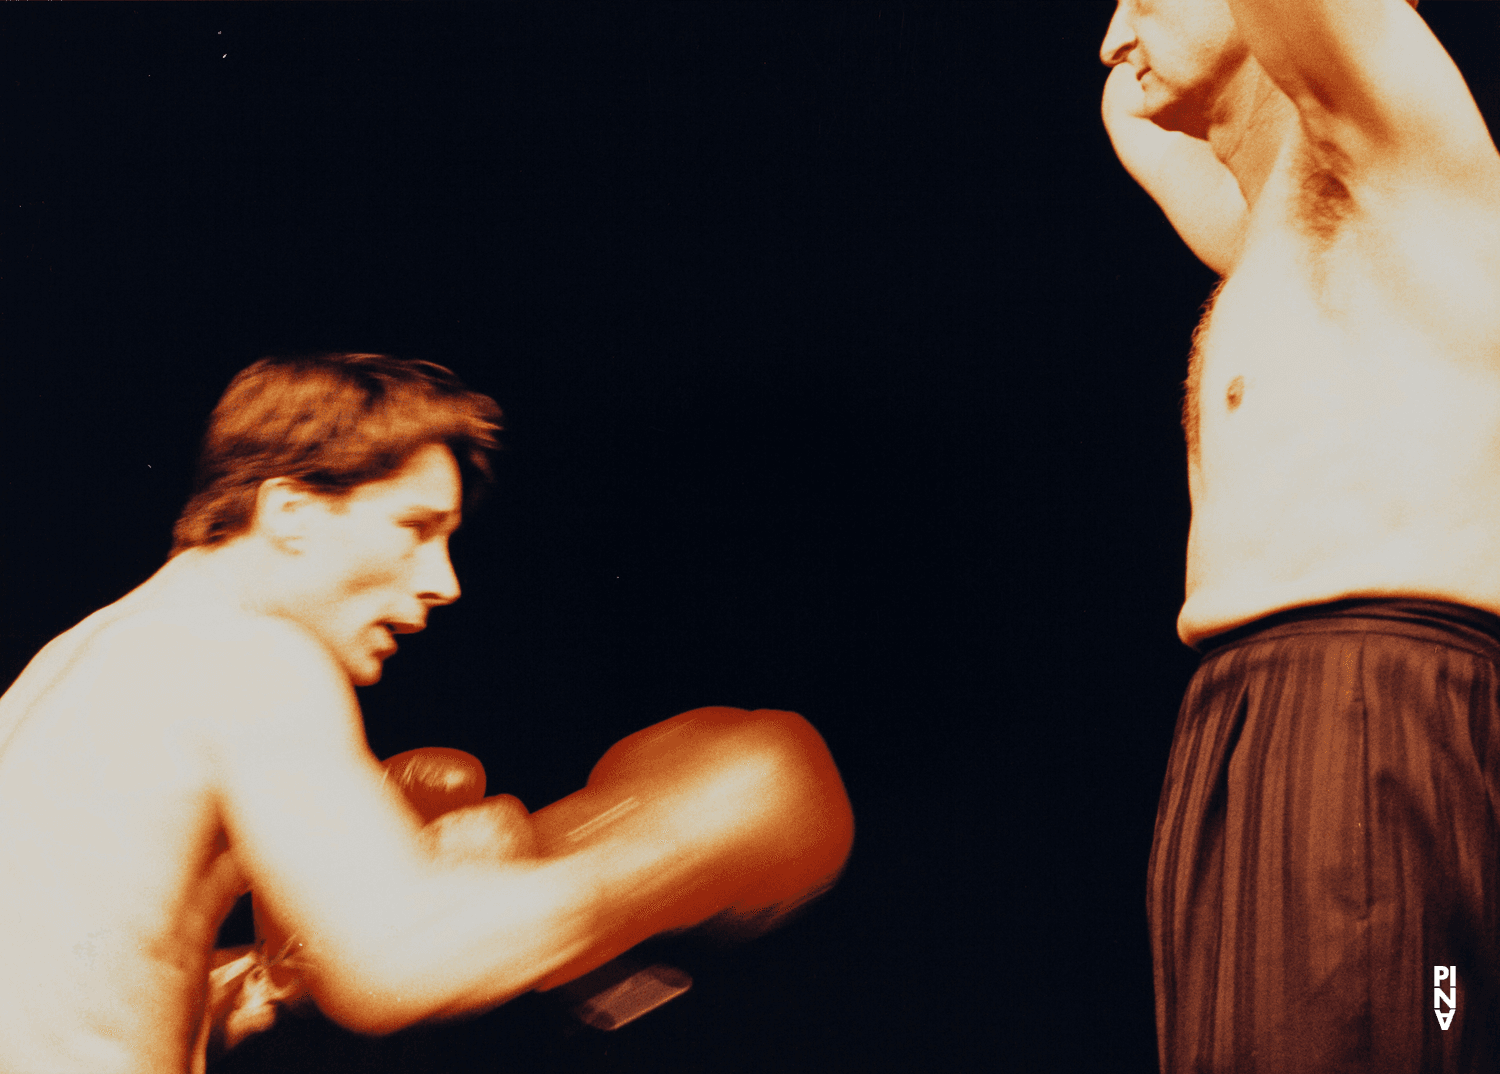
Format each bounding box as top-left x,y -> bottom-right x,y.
160,608 -> 346,695
1,600 -> 357,758
85,603 -> 333,692
130,607 -> 362,745
0,601 -> 363,1069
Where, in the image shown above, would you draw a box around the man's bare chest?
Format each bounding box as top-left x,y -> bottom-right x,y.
1189,180 -> 1500,448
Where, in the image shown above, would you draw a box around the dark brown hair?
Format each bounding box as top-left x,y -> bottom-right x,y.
171,353 -> 502,555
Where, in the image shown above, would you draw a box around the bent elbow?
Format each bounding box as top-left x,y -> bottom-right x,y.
301,942 -> 478,1037
304,964 -> 421,1037
300,895 -> 547,1035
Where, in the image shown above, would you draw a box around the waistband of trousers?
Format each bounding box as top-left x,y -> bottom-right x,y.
1197,598 -> 1500,664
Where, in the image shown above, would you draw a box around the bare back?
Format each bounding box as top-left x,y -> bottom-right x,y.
0,584 -> 250,1073
1180,143 -> 1500,644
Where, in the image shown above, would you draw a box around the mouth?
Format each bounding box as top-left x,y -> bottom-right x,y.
374,624 -> 399,659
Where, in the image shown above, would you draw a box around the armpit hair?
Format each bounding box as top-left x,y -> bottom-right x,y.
1290,134 -> 1356,244
1297,166 -> 1354,241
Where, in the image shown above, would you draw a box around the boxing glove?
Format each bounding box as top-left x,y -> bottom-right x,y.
381,746 -> 487,822
528,707 -> 855,987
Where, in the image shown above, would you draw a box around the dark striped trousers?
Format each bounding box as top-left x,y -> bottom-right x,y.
1150,600 -> 1500,1074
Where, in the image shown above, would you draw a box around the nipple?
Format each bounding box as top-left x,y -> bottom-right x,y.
1226,376 -> 1244,411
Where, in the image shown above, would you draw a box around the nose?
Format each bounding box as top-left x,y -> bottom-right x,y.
1100,2 -> 1135,67
416,537 -> 461,608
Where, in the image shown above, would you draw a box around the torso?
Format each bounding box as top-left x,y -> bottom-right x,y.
0,576 -> 252,1073
1179,141 -> 1500,646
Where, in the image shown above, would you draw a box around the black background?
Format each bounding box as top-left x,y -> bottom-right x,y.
4,3 -> 1499,1072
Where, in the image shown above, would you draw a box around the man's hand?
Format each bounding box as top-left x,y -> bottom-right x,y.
1102,64 -> 1247,275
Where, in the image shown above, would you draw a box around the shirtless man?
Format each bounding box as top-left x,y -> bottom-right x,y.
1100,1 -> 1500,1070
0,352 -> 854,1074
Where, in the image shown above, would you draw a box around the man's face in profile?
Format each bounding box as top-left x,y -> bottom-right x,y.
1101,0 -> 1247,137
279,442 -> 464,686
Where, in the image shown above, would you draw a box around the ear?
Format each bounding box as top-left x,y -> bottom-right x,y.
254,477 -> 321,552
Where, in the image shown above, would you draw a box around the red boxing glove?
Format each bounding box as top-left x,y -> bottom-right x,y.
585,708 -> 854,923
529,706 -> 855,989
380,746 -> 488,822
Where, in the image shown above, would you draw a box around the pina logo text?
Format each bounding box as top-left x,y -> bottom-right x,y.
1434,966 -> 1457,1031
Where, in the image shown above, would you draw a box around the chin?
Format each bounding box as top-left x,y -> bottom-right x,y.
1142,76 -> 1220,139
1150,98 -> 1211,140
348,660 -> 386,687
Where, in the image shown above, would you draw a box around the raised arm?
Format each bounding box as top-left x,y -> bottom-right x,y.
1102,62 -> 1247,275
1226,0 -> 1499,186
206,621 -> 851,1035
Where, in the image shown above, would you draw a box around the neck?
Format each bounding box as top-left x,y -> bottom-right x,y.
1206,61 -> 1298,209
159,540 -> 284,618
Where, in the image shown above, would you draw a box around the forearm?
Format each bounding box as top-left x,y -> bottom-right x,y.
1222,0 -> 1468,177
1225,0 -> 1389,103
1102,65 -> 1246,273
318,840 -> 608,1030
320,709 -> 853,1030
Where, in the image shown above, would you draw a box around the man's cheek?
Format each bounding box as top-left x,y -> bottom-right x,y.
340,553 -> 406,593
